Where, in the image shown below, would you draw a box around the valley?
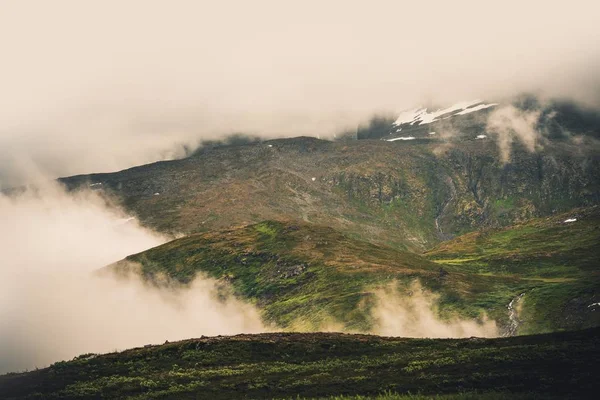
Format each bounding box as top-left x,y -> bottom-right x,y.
3,3 -> 600,398
3,102 -> 600,398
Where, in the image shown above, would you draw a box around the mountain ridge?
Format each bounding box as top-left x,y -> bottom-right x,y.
2,328 -> 598,399
59,135 -> 600,252
102,205 -> 600,335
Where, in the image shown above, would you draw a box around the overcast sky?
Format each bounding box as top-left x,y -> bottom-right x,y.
1,0 -> 599,185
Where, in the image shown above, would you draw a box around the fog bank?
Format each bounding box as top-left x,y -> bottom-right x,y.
0,184 -> 504,373
0,185 -> 267,374
372,282 -> 498,338
1,0 -> 599,185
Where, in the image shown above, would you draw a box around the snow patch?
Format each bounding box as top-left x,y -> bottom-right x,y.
393,100 -> 498,126
393,108 -> 427,126
267,144 -> 273,148
564,218 -> 577,223
311,177 -> 316,181
154,193 -> 160,196
588,302 -> 600,308
386,136 -> 416,142
428,132 -> 436,135
89,183 -> 102,187
476,135 -> 487,139
456,103 -> 498,115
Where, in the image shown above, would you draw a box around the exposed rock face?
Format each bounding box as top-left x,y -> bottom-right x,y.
59,136 -> 600,250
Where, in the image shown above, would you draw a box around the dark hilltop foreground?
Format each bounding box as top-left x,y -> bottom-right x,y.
1,328 -> 599,399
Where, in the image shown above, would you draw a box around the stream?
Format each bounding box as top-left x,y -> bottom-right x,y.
504,292 -> 526,336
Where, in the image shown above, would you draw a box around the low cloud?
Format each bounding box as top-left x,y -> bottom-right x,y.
371,281 -> 498,338
1,1 -> 599,185
0,183 -> 503,373
0,184 -> 267,374
486,105 -> 543,163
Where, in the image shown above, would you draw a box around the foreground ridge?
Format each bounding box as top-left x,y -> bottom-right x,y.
1,328 -> 598,399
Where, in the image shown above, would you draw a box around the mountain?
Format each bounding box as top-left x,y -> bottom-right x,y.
109,220 -> 440,331
2,328 -> 598,399
3,97 -> 600,398
358,97 -> 600,142
384,100 -> 499,142
108,220 -> 503,332
60,131 -> 600,252
106,207 -> 599,335
54,99 -> 600,334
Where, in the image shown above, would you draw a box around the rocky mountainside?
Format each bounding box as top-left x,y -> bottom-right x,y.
358,97 -> 600,142
54,99 -> 600,335
60,134 -> 600,252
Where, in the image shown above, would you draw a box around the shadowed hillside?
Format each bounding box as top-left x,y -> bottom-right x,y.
1,328 -> 598,399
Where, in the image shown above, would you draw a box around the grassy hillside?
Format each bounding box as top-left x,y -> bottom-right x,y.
59,136 -> 600,251
1,328 -> 598,399
111,221 -> 455,331
104,219 -> 581,334
426,206 -> 600,334
105,205 -> 600,335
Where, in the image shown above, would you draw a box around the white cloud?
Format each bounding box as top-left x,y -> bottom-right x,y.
0,1 -> 599,184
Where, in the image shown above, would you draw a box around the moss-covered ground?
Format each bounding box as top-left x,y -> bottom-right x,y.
426,206 -> 600,333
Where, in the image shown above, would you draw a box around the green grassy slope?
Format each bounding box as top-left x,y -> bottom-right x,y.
426,206 -> 600,334
2,328 -> 598,399
109,221 -> 542,333
109,206 -> 600,335
112,221 -> 446,331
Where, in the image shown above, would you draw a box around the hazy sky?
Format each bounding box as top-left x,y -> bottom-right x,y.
1,0 -> 599,184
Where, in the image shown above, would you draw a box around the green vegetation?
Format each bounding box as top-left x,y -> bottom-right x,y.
1,329 -> 597,399
491,197 -> 515,217
107,206 -> 600,335
315,392 -> 538,400
6,126 -> 597,398
116,221 -> 443,331
112,220 -> 535,332
427,206 -> 600,334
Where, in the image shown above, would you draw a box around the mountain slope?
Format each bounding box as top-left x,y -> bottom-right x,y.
103,205 -> 600,335
101,219 -> 584,334
361,97 -> 600,142
110,221 -> 455,331
2,328 -> 598,399
427,206 -> 600,334
60,136 -> 600,251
